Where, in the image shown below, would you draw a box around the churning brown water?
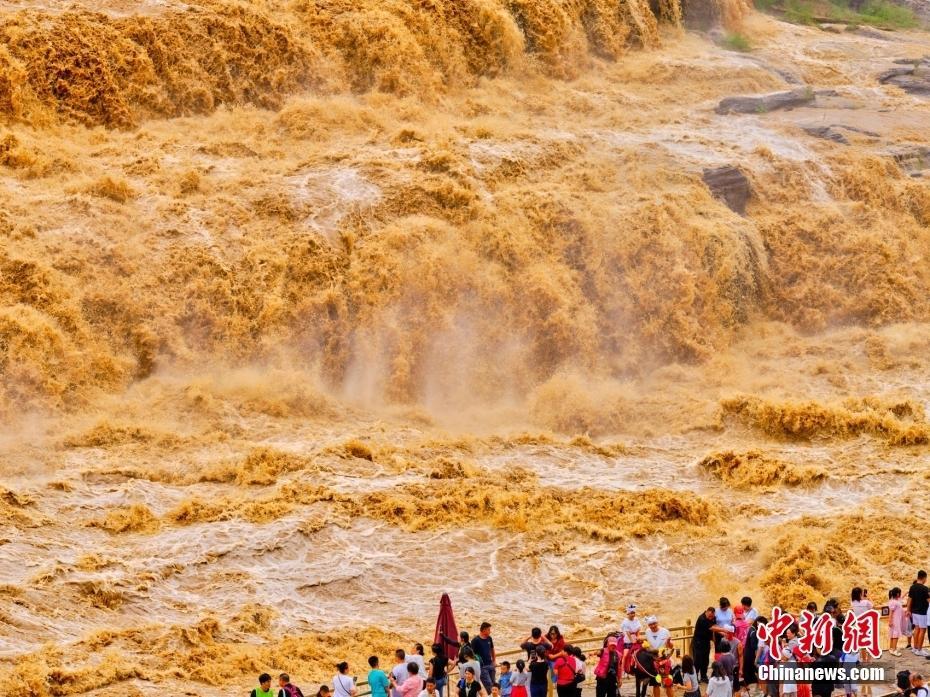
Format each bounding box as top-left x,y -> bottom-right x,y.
1,0 -> 930,694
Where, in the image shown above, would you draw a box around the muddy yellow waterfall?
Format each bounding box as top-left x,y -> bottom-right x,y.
1,0 -> 929,694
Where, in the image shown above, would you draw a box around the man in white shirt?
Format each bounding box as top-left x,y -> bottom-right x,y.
643,616 -> 672,655
643,617 -> 674,697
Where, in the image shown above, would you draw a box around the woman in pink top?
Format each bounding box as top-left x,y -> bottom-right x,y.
889,587 -> 905,656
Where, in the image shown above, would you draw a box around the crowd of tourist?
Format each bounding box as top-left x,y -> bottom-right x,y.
248,570 -> 930,697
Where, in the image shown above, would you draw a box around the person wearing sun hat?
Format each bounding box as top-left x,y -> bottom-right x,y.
643,617 -> 674,697
732,606 -> 749,646
620,606 -> 642,648
594,635 -> 621,697
643,616 -> 672,656
620,605 -> 642,676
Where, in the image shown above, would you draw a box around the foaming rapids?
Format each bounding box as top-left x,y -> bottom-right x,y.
2,0 -> 930,695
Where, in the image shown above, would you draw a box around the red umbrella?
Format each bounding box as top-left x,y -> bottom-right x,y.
434,593 -> 459,667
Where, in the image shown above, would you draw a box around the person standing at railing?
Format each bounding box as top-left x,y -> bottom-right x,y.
334,662 -> 358,697
407,645 -> 427,678
546,627 -> 567,660
546,627 -> 567,688
392,651 -> 411,697
399,663 -> 425,697
621,605 -> 642,677
520,629 -> 552,660
693,607 -> 716,683
472,623 -> 497,692
442,632 -> 473,667
278,673 -> 307,697
529,647 -> 551,697
907,571 -> 930,658
252,673 -> 276,697
740,598 -> 758,623
552,645 -> 581,697
823,600 -> 843,660
714,599 -> 736,654
429,643 -> 451,697
368,656 -> 391,697
889,588 -> 905,657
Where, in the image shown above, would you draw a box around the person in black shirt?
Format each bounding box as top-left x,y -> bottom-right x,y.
472,623 -> 496,692
811,651 -> 837,697
278,674 -> 306,697
442,632 -> 471,664
692,607 -> 715,682
528,647 -> 550,697
742,617 -> 765,689
431,644 -> 451,697
823,601 -> 843,660
908,571 -> 930,657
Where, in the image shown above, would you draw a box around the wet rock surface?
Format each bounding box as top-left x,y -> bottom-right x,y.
802,124 -> 881,144
879,57 -> 930,95
886,144 -> 930,174
702,165 -> 752,214
715,88 -> 814,114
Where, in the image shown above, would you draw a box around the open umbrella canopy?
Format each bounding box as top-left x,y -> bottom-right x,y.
434,593 -> 459,662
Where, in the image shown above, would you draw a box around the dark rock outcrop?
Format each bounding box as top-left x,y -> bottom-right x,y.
702,166 -> 751,214
803,126 -> 850,144
878,58 -> 930,95
715,88 -> 814,114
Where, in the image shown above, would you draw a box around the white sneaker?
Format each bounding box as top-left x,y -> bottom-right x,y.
919,649 -> 930,657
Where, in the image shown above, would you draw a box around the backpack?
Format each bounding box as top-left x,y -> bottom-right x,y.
283,685 -> 303,697
607,651 -> 619,679
571,659 -> 585,686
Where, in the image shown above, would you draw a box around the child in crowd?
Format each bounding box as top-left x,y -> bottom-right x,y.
890,588 -> 905,656
499,662 -> 512,697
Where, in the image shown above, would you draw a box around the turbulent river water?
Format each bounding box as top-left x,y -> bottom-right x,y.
1,0 -> 930,694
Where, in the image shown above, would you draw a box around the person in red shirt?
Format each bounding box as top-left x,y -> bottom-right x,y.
553,647 -> 578,697
547,627 -> 567,660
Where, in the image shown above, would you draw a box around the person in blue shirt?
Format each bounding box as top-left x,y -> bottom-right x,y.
499,662 -> 512,697
369,656 -> 391,697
